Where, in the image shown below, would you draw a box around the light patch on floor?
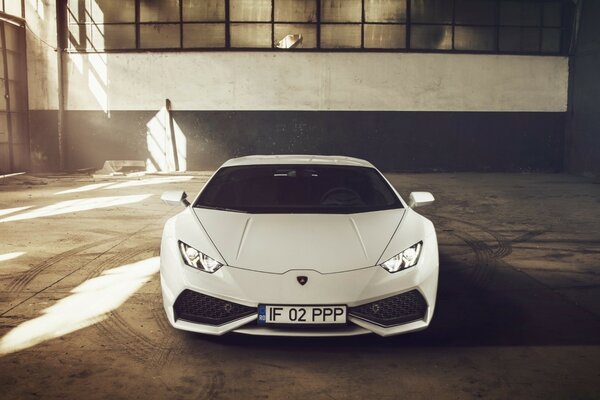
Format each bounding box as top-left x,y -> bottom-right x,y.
0,257 -> 160,356
54,177 -> 193,195
0,194 -> 153,223
54,182 -> 114,195
106,176 -> 193,189
0,206 -> 32,217
0,252 -> 25,263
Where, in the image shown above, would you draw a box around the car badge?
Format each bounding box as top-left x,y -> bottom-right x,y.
297,276 -> 308,286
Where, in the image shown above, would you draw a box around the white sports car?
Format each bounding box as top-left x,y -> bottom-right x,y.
160,155 -> 438,337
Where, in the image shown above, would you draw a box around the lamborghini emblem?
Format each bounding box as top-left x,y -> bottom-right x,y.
297,276 -> 308,286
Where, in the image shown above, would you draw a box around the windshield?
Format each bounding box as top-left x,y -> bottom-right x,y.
194,164 -> 402,214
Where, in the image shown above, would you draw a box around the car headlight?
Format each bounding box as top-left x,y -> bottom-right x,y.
380,241 -> 423,273
178,241 -> 223,273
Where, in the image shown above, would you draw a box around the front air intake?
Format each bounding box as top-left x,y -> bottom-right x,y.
173,289 -> 255,325
349,290 -> 427,327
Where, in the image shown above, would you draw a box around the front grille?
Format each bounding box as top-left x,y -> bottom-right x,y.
349,290 -> 428,327
173,289 -> 255,326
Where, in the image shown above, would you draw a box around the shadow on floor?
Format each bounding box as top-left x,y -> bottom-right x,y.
181,217 -> 600,350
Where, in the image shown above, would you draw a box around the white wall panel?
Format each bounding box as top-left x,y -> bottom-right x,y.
26,0 -> 59,110
64,52 -> 568,112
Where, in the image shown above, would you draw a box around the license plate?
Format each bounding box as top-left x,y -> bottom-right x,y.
258,305 -> 347,325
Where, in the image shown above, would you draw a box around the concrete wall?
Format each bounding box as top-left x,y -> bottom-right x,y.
64,52 -> 568,112
25,0 -> 60,171
60,52 -> 568,172
566,0 -> 600,178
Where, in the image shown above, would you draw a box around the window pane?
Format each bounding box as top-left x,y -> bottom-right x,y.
500,1 -> 541,27
541,28 -> 560,53
6,52 -> 23,81
140,24 -> 181,48
230,0 -> 272,22
68,0 -> 86,23
91,24 -> 136,50
68,23 -> 89,50
454,26 -> 496,51
320,24 -> 361,48
0,146 -> 9,175
183,0 -> 225,22
5,25 -> 22,52
455,0 -> 496,25
543,2 -> 561,27
10,114 -> 26,142
9,81 -> 26,111
411,25 -> 452,49
321,0 -> 361,23
364,24 -> 405,48
411,0 -> 453,24
5,51 -> 21,79
230,23 -> 272,47
5,0 -> 22,17
274,24 -> 317,48
11,142 -> 29,171
91,0 -> 136,23
365,0 -> 406,23
499,27 -> 540,52
275,0 -> 317,22
0,113 -> 6,135
140,0 -> 180,22
183,23 -> 225,47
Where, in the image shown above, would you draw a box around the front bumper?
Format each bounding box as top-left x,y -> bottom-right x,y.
160,237 -> 438,337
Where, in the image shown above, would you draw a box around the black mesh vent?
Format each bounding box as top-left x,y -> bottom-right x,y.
173,289 -> 256,325
349,290 -> 428,327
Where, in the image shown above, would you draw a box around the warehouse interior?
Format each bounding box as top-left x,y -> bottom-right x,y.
1,0 -> 599,399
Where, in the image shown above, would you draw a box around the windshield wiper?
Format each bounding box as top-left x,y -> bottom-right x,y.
194,205 -> 247,213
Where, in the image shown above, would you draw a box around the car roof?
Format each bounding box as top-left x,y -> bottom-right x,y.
221,155 -> 375,168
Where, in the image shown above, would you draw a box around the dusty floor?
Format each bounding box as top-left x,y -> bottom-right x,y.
0,172 -> 599,399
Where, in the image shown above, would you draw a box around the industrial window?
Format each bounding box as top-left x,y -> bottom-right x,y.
0,1 -> 24,18
66,0 -> 572,54
0,16 -> 29,173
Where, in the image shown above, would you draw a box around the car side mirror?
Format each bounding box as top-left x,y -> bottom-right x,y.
161,191 -> 190,207
408,192 -> 435,208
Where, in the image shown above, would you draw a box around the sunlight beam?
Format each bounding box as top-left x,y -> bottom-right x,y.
0,195 -> 152,223
53,177 -> 193,194
0,257 -> 159,356
27,0 -> 45,19
54,182 -> 114,195
0,206 -> 32,217
147,108 -> 168,171
88,71 -> 108,113
106,176 -> 192,189
0,252 -> 25,262
145,107 -> 187,172
173,118 -> 188,172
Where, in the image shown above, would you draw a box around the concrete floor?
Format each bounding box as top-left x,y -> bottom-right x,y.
0,172 -> 599,399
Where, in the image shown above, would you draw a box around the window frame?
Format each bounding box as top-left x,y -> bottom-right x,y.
65,0 -> 572,56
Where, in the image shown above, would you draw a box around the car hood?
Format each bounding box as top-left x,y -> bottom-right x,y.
192,208 -> 405,274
